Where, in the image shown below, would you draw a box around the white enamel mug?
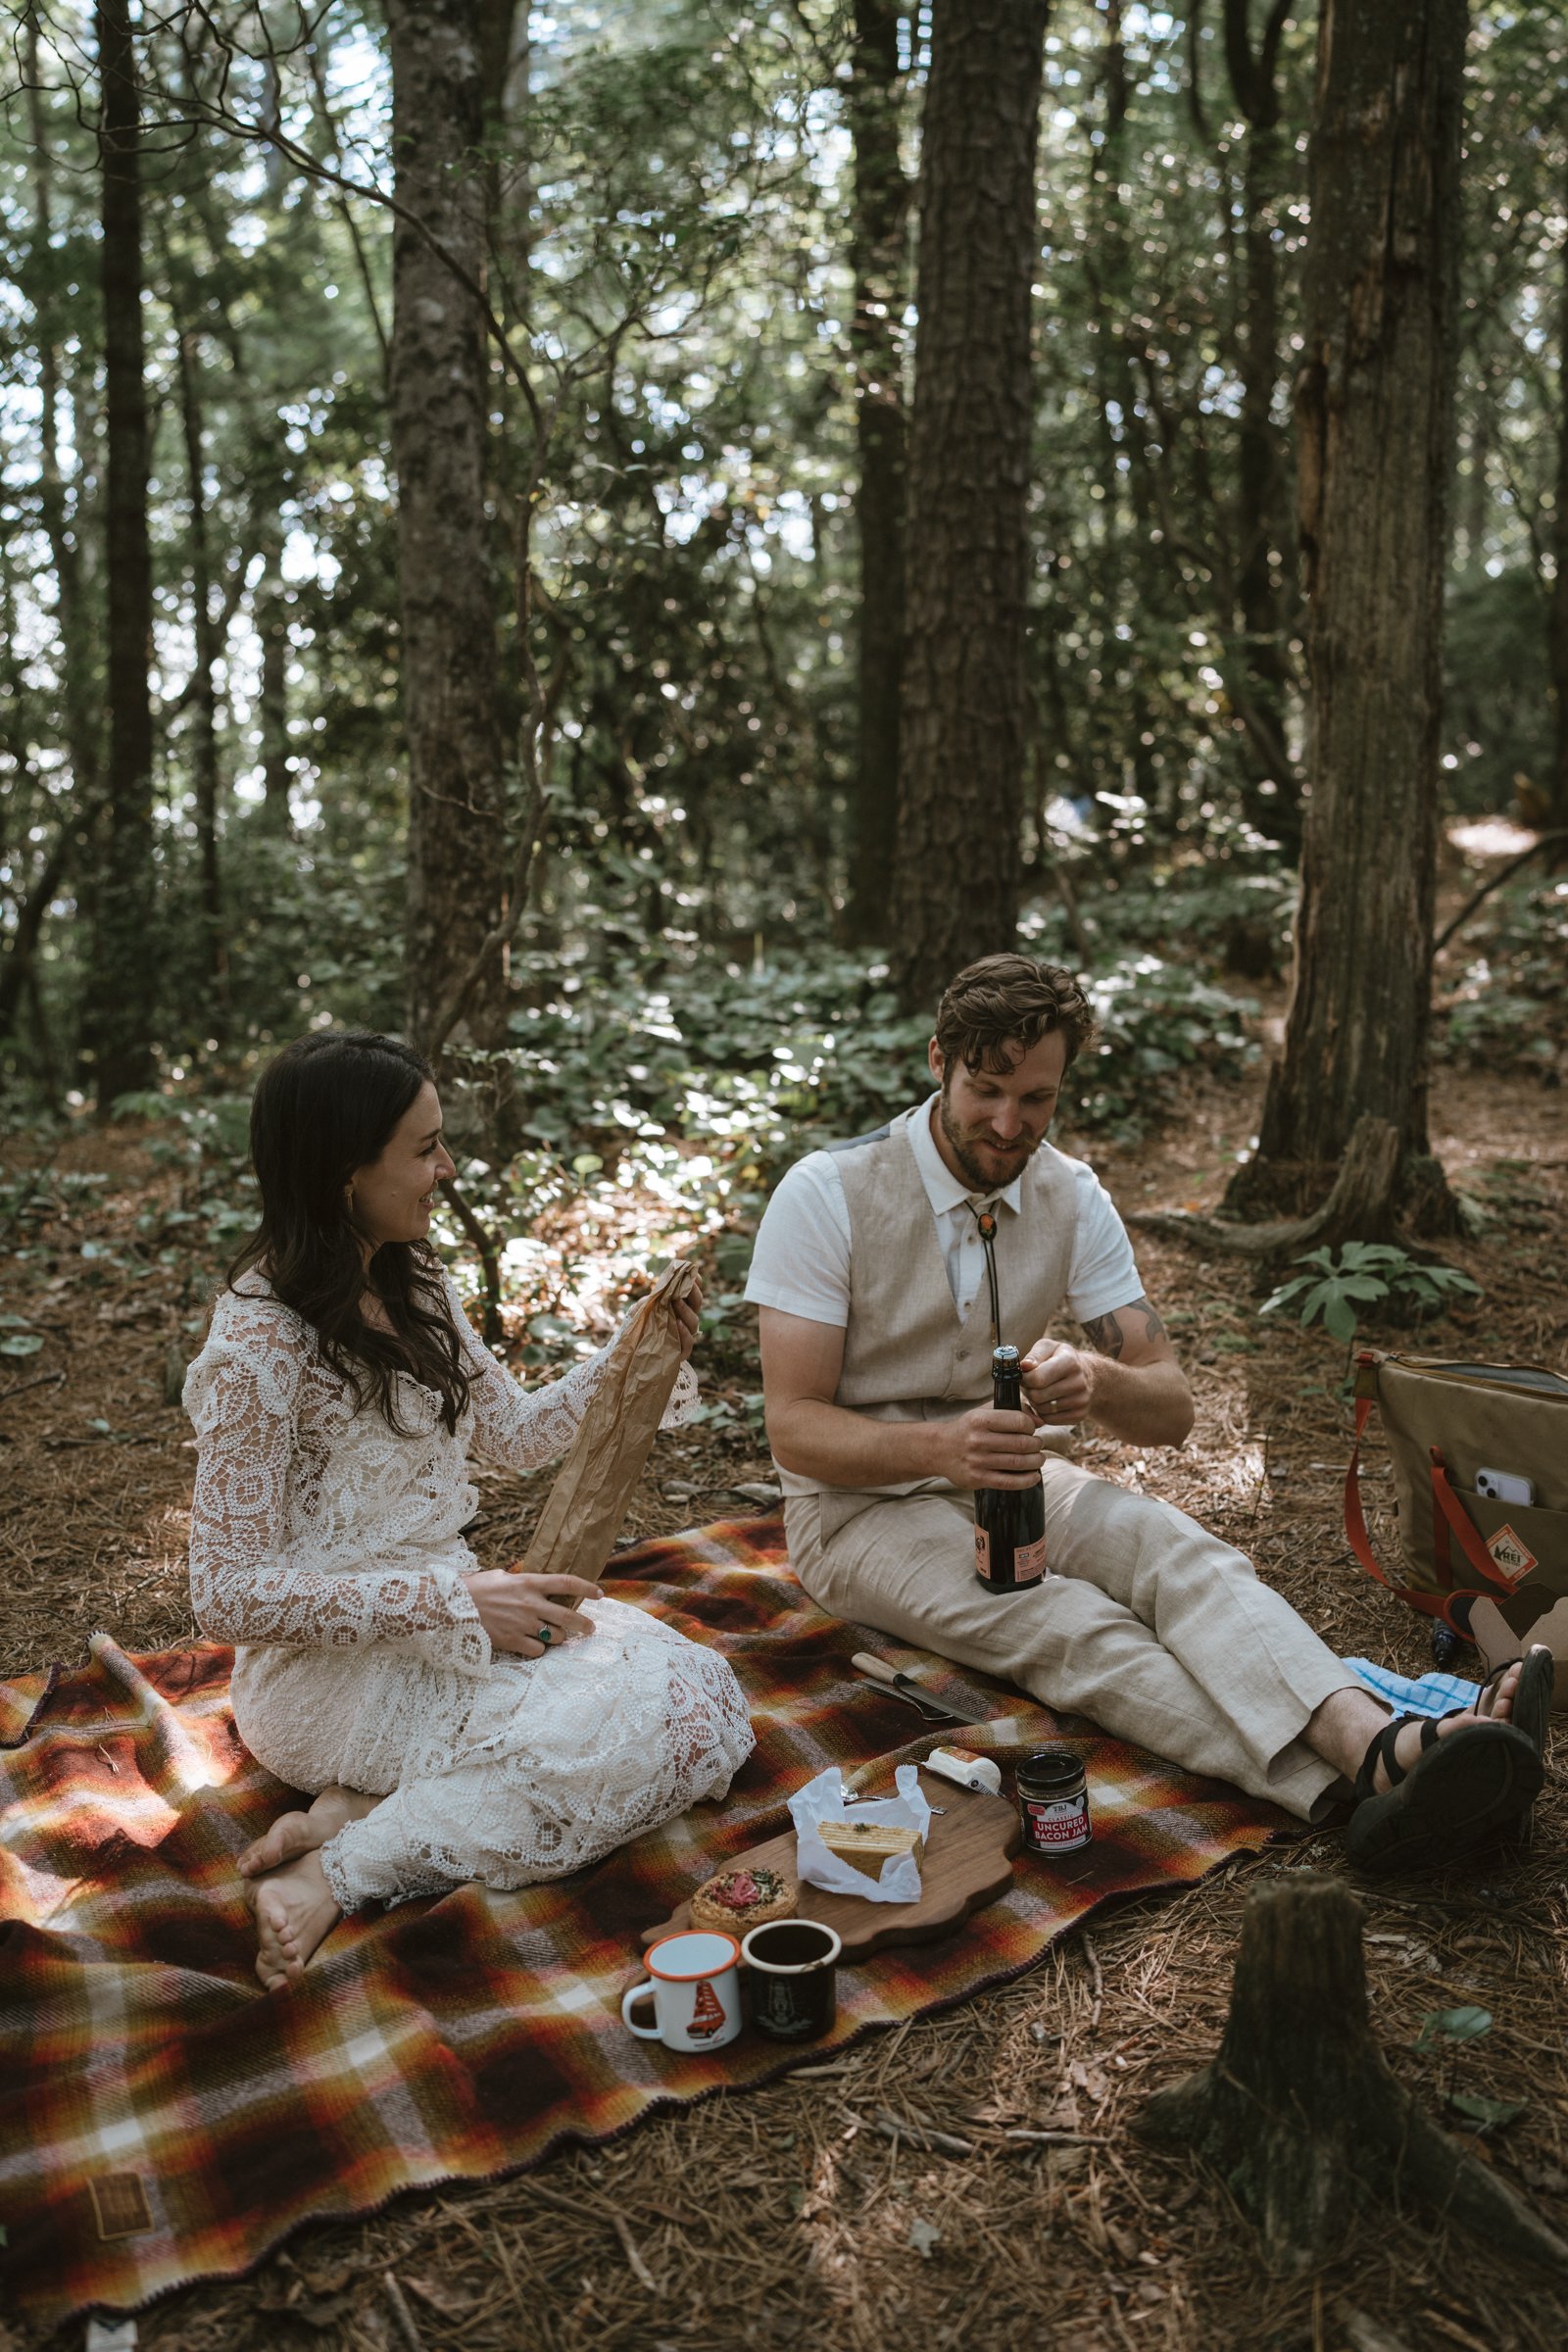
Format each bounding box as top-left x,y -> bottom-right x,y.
620,1930 -> 743,2052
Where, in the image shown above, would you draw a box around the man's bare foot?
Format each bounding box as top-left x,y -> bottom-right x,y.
239,1785 -> 380,1880
1370,1649 -> 1534,1793
253,1849 -> 342,1990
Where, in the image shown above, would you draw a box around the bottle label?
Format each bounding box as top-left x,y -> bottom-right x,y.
974,1527 -> 992,1580
1021,1793 -> 1092,1852
1012,1535 -> 1048,1584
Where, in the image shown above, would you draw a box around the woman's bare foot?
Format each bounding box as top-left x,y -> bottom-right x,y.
253,1848 -> 342,1990
239,1785 -> 380,1880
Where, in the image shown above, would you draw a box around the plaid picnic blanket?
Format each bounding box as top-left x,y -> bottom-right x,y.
0,1515 -> 1290,2327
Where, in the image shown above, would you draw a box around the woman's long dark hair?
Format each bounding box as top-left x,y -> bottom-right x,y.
227,1030 -> 472,1435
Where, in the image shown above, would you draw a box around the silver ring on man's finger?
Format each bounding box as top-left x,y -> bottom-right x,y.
537,1623 -> 554,1647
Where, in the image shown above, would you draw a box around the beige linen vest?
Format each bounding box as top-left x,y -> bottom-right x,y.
780,1104 -> 1081,1538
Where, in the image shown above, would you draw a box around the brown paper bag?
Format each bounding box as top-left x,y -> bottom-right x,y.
513,1258 -> 699,1584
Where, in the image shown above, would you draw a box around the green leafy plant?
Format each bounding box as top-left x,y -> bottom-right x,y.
1259,1244 -> 1482,1345
1413,2006 -> 1525,2132
0,1314 -> 45,1359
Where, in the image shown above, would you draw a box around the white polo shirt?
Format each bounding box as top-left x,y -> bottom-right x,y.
744,1094 -> 1144,1333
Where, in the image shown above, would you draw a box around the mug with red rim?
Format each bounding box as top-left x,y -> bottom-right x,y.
620,1929 -> 743,2052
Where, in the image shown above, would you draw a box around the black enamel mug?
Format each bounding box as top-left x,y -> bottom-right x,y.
741,1918 -> 843,2042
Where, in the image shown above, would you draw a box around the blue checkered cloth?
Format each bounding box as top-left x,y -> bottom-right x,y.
1345,1657 -> 1481,1720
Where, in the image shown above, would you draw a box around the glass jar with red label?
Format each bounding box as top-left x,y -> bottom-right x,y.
1016,1748 -> 1091,1854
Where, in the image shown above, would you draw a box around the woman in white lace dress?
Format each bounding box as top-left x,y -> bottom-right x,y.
183,1031 -> 755,1990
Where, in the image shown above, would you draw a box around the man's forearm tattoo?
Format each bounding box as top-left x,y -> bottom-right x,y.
1080,1298 -> 1168,1360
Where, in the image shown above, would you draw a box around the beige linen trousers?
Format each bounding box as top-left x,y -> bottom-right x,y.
786,1465 -> 1360,1822
773,1108 -> 1364,1823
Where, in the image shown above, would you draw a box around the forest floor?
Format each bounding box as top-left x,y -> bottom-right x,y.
2,1035 -> 1566,2352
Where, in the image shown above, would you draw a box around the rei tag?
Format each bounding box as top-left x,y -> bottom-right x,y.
1485,1524 -> 1538,1586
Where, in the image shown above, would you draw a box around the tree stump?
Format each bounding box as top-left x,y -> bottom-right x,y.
1127,1113 -> 1403,1257
1137,1878 -> 1568,2277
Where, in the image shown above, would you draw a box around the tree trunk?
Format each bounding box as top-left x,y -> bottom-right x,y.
1548,152 -> 1568,843
176,326 -> 226,1015
0,821 -> 71,1043
26,21 -> 101,829
1139,1877 -> 1568,2278
385,0 -> 509,1061
256,520 -> 293,831
1227,0 -> 1465,1227
88,0 -> 158,1109
1086,0 -> 1162,811
889,0 -> 1049,1012
1224,0 -> 1299,852
845,0 -> 909,944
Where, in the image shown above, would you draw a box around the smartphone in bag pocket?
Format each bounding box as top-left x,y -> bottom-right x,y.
1475,1467 -> 1535,1506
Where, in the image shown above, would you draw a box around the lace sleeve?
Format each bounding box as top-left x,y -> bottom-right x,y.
183,1295 -> 489,1675
445,1276 -> 700,1473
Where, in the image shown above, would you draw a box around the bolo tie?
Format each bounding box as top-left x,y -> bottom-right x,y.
971,1200 -> 1003,1346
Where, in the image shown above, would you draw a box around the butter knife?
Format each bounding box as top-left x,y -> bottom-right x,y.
853,1674 -> 951,1721
851,1650 -> 998,1726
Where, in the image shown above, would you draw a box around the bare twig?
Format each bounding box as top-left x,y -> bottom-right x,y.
1434,831 -> 1568,956
610,2211 -> 660,2293
0,1367 -> 67,1408
381,2271 -> 424,2352
869,2110 -> 975,2159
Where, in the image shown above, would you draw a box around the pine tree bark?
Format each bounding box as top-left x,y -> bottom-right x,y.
256,526 -> 293,832
846,0 -> 909,943
385,0 -> 508,1060
1547,148 -> 1568,843
176,327 -> 226,1014
1228,0 -> 1465,1223
889,0 -> 1049,1012
1223,0 -> 1299,851
89,0 -> 158,1108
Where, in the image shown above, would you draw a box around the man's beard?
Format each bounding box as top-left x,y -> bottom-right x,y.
938,1088 -> 1041,1193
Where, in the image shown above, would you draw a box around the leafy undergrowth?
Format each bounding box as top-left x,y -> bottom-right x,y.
1435,870 -> 1568,1079
2,1040 -> 1566,2351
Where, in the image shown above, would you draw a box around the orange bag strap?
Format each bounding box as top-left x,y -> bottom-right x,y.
1342,1357 -> 1494,1632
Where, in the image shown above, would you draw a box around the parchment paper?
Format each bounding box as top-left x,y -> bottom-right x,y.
788,1765 -> 931,1904
513,1257 -> 699,1585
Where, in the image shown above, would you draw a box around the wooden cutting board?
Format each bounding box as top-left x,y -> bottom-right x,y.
641,1772 -> 1021,1963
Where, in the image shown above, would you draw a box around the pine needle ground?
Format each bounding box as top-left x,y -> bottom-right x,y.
2,1057 -> 1564,2352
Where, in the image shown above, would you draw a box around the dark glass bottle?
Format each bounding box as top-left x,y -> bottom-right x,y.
974,1345 -> 1048,1594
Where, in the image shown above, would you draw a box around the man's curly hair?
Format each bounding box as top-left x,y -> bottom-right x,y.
933,955 -> 1097,1074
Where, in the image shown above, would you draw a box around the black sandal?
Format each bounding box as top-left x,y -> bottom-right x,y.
1478,1645 -> 1555,1762
1346,1707 -> 1542,1876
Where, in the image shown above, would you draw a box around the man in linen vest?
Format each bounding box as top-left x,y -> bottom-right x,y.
745,955 -> 1549,1872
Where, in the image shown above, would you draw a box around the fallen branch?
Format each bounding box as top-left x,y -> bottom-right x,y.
1128,1113 -> 1401,1255
1434,829 -> 1568,957
1137,1876 -> 1568,2276
869,2109 -> 974,2159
